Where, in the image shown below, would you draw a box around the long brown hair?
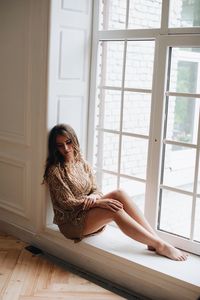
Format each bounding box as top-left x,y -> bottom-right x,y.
43,124 -> 81,181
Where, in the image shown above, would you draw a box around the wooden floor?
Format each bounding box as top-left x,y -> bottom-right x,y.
0,232 -> 125,300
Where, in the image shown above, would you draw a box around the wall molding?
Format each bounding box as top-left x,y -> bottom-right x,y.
0,155 -> 31,219
0,1 -> 32,147
56,96 -> 84,143
58,27 -> 86,81
61,0 -> 89,14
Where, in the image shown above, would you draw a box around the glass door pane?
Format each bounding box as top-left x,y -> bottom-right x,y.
101,89 -> 121,131
169,0 -> 200,28
121,136 -> 148,179
123,92 -> 151,135
100,41 -> 124,88
162,144 -> 196,192
125,41 -> 155,89
166,97 -> 200,144
159,189 -> 192,238
128,0 -> 162,29
158,46 -> 200,240
169,48 -> 200,93
99,0 -> 162,30
101,173 -> 118,194
102,132 -> 119,172
99,0 -> 127,30
120,178 -> 146,212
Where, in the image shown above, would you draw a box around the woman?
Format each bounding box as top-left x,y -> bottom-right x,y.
43,124 -> 188,261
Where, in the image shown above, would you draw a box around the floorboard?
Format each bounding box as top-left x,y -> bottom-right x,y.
0,232 -> 127,300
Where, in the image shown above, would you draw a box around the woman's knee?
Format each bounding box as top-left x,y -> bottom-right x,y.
110,188 -> 125,200
110,189 -> 133,207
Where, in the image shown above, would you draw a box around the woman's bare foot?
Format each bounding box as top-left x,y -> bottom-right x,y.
156,242 -> 188,261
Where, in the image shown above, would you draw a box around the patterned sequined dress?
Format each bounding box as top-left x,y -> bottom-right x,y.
46,158 -> 104,242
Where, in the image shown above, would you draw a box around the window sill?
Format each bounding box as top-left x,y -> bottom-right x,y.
46,224 -> 200,300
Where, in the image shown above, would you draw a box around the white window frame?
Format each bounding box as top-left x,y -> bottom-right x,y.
88,0 -> 200,255
146,35 -> 200,256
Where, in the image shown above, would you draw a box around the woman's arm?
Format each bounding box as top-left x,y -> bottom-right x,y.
83,161 -> 103,199
47,166 -> 86,210
94,198 -> 123,212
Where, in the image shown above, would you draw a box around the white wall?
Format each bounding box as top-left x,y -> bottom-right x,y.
0,0 -> 93,236
0,0 -> 49,232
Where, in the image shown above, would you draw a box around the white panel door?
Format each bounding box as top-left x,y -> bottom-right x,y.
48,0 -> 92,151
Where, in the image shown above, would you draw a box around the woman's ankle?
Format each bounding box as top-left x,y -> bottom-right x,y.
153,239 -> 165,251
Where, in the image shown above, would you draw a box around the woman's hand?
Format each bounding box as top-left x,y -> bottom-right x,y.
83,197 -> 96,210
82,194 -> 102,210
87,194 -> 101,201
95,198 -> 123,212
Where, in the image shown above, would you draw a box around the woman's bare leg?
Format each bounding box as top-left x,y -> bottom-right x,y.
83,207 -> 188,261
102,189 -> 158,250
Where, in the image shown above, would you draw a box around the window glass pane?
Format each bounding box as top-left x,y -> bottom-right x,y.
194,197 -> 200,242
169,0 -> 200,27
125,41 -> 155,89
123,92 -> 151,135
120,178 -> 145,212
128,0 -> 162,29
101,89 -> 121,131
159,189 -> 192,238
166,97 -> 199,145
162,144 -> 195,192
101,173 -> 118,194
102,132 -> 119,172
169,48 -> 200,93
121,136 -> 148,179
99,41 -> 124,88
99,0 -> 127,30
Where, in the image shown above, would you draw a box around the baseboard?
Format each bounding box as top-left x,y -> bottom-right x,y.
0,220 -> 36,243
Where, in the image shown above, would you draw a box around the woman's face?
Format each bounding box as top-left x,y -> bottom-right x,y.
56,134 -> 74,162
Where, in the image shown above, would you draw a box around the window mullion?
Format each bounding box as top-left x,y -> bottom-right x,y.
160,184 -> 193,197
98,29 -> 159,40
160,47 -> 172,185
96,128 -> 149,139
117,41 -> 127,188
144,37 -> 168,228
157,47 -> 172,229
125,0 -> 129,29
160,0 -> 170,34
190,110 -> 200,240
101,86 -> 152,94
163,139 -> 197,149
166,91 -> 200,98
87,0 -> 100,163
102,0 -> 109,30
